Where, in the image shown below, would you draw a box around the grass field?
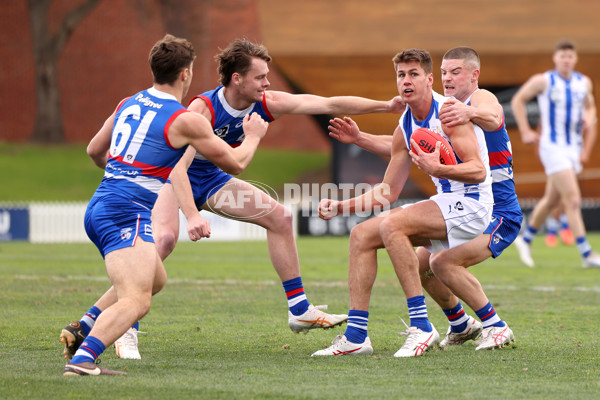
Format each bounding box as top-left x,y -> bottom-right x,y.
1,236 -> 599,399
0,143 -> 329,201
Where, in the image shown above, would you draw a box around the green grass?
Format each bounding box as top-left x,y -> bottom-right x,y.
1,236 -> 599,399
0,142 -> 329,201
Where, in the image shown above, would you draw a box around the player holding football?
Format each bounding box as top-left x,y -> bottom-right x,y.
312,48 -> 493,357
511,40 -> 600,268
61,39 -> 405,360
326,47 -> 519,352
61,34 -> 268,376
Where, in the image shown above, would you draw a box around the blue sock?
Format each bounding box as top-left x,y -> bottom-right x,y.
407,295 -> 431,332
80,306 -> 102,336
70,335 -> 105,364
576,237 -> 592,258
559,213 -> 569,230
132,321 -> 139,331
546,216 -> 559,236
282,277 -> 310,316
443,301 -> 468,333
475,302 -> 505,329
344,310 -> 369,344
523,225 -> 537,244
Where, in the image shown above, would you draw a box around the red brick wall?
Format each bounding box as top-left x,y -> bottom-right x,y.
0,0 -> 329,151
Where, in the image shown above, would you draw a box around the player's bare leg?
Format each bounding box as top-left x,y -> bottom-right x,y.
378,201 -> 444,357
204,178 -> 347,332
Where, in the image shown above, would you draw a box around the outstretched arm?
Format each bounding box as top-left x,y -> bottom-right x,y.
328,116 -> 393,158
265,91 -> 405,119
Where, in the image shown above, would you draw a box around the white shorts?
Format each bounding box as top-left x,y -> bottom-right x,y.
538,142 -> 582,175
426,194 -> 492,254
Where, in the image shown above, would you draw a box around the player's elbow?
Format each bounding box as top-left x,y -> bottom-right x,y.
472,166 -> 487,183
220,161 -> 245,175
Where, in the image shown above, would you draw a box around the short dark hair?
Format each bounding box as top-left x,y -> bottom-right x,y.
442,46 -> 480,70
149,34 -> 196,85
392,49 -> 432,74
555,40 -> 576,52
215,39 -> 272,86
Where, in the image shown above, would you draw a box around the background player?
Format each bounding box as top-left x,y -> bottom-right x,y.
511,40 -> 600,268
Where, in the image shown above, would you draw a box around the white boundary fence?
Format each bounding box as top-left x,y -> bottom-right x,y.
7,202 -> 273,243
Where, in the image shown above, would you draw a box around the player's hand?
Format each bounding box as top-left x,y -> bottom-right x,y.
187,213 -> 211,241
328,117 -> 361,144
243,112 -> 269,140
439,98 -> 470,127
389,96 -> 407,114
318,198 -> 340,220
409,138 -> 443,177
520,128 -> 539,145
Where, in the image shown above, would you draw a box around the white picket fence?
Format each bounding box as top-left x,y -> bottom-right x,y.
27,202 -> 273,243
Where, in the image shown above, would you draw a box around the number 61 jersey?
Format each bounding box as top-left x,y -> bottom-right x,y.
94,87 -> 188,209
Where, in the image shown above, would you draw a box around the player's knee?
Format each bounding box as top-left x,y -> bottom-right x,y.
154,230 -> 177,260
136,295 -> 153,320
563,194 -> 581,211
349,222 -> 377,250
429,253 -> 448,278
266,204 -> 294,233
378,217 -> 400,242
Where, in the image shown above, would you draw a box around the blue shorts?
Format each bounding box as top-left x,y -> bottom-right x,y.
485,211 -> 523,258
84,194 -> 154,258
187,164 -> 233,208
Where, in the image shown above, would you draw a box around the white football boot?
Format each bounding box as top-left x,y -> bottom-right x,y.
311,335 -> 373,356
475,324 -> 515,350
394,324 -> 440,358
114,327 -> 141,360
289,304 -> 348,334
439,316 -> 483,348
513,236 -> 535,268
582,251 -> 600,268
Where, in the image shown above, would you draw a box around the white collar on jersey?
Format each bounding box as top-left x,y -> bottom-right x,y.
217,87 -> 255,118
147,87 -> 178,101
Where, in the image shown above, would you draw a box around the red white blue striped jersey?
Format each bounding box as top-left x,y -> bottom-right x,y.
465,90 -> 521,216
537,70 -> 587,151
93,87 -> 188,209
187,86 -> 274,171
399,90 -> 493,205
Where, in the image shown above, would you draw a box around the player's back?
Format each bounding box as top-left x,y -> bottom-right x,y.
94,87 -> 188,209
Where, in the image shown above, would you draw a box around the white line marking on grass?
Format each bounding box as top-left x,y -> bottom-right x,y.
12,274 -> 600,293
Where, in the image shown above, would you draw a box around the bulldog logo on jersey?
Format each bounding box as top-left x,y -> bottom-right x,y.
215,125 -> 230,138
120,228 -> 132,240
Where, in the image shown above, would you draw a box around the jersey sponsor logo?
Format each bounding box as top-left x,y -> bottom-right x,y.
144,224 -> 153,236
134,93 -> 163,109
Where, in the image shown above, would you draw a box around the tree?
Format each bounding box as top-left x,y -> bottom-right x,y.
27,0 -> 101,143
